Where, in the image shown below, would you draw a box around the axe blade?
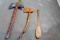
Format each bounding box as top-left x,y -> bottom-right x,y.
9,3 -> 16,9
9,3 -> 24,9
18,4 -> 24,9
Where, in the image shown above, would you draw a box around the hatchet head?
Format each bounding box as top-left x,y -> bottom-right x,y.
9,3 -> 24,9
24,8 -> 34,13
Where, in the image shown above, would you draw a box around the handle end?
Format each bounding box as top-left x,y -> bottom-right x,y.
35,25 -> 41,39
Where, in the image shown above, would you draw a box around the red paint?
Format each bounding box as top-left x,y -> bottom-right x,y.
5,2 -> 19,39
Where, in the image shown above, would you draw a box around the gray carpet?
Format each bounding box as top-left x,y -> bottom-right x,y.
0,0 -> 60,40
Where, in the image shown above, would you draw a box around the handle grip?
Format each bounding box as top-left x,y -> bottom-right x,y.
5,24 -> 13,39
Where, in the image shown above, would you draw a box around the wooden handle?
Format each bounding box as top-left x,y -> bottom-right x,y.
35,10 -> 41,39
5,3 -> 18,39
23,13 -> 30,32
19,13 -> 30,39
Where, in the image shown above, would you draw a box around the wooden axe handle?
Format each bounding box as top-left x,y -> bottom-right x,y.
5,3 -> 18,39
35,10 -> 41,39
19,13 -> 30,39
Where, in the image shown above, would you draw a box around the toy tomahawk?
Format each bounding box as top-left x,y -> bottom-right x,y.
5,0 -> 24,39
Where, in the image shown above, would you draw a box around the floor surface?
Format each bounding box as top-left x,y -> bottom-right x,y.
0,0 -> 60,40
